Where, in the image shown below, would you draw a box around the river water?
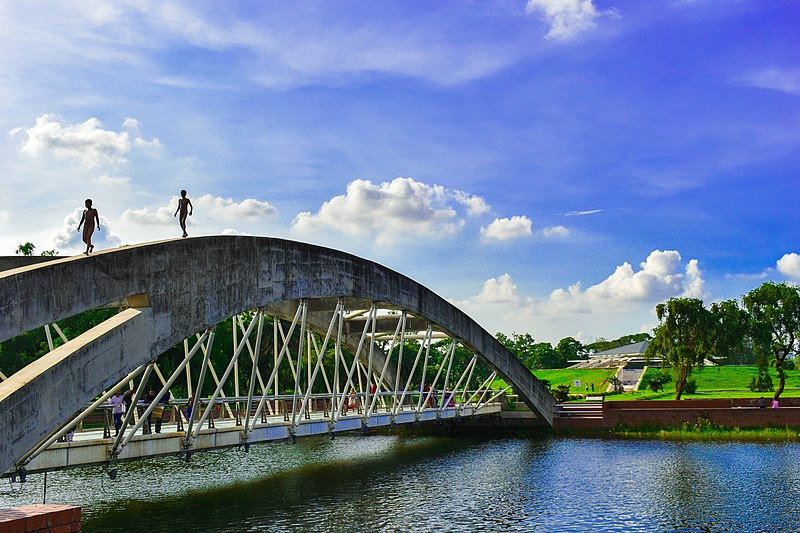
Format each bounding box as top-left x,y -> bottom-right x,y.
1,435 -> 799,532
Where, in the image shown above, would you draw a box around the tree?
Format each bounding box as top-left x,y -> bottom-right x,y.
15,242 -> 58,257
555,337 -> 582,366
646,298 -> 715,400
495,332 -> 561,370
15,242 -> 35,256
709,299 -> 753,364
743,282 -> 800,403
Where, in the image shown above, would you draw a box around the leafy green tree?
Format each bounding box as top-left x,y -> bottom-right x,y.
555,337 -> 582,366
15,242 -> 35,256
743,282 -> 800,402
14,242 -> 58,257
645,368 -> 672,392
710,299 -> 753,364
646,298 -> 715,400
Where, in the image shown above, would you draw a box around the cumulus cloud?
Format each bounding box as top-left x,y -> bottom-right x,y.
470,273 -> 521,304
122,194 -> 277,226
456,249 -> 704,341
454,190 -> 491,216
52,208 -> 123,252
525,0 -> 615,40
777,253 -> 800,279
480,216 -> 533,242
10,114 -> 160,169
292,177 -> 465,244
551,250 -> 705,305
542,225 -> 570,238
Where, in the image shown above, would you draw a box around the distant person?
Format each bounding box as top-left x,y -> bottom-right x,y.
122,388 -> 135,412
110,390 -> 125,436
174,190 -> 193,238
143,389 -> 156,434
156,390 -> 171,433
772,398 -> 780,409
186,395 -> 196,421
76,198 -> 100,255
758,396 -> 767,409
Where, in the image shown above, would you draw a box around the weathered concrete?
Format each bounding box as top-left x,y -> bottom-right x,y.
0,236 -> 554,476
0,308 -> 152,477
0,255 -> 66,272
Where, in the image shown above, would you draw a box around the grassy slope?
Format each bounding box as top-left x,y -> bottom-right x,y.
619,366 -> 800,400
515,366 -> 800,400
532,369 -> 615,392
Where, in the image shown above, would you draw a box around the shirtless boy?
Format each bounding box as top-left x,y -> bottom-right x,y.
174,190 -> 193,238
76,198 -> 100,255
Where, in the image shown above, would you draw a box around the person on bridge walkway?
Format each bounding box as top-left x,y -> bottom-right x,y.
76,198 -> 100,255
155,390 -> 171,433
174,189 -> 193,238
110,391 -> 125,436
143,389 -> 156,434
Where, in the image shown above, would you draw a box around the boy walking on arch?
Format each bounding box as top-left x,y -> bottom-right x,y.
174,189 -> 193,238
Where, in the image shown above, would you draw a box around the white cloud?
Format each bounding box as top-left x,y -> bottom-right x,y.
525,0 -> 615,41
454,190 -> 491,216
93,174 -> 131,188
554,249 -> 706,304
10,114 -> 159,169
472,274 -> 521,304
292,177 -> 464,245
122,194 -> 277,226
123,117 -> 141,130
565,209 -> 602,216
740,68 -> 800,97
456,250 -> 704,341
542,225 -> 570,238
52,208 -> 123,253
480,216 -> 533,242
777,253 -> 800,279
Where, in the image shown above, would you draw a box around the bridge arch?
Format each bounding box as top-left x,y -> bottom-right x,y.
0,236 -> 554,475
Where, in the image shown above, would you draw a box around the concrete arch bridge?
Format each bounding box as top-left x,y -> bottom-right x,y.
0,237 -> 553,479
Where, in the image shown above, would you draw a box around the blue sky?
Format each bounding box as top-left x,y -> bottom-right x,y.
1,0 -> 798,343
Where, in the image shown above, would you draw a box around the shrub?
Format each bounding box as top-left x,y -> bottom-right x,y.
748,369 -> 774,392
684,379 -> 697,394
647,369 -> 672,392
552,384 -> 571,402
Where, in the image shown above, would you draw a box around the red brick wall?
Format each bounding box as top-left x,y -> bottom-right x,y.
602,399 -> 800,428
0,504 -> 80,532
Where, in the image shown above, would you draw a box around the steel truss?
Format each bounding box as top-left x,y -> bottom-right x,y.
7,299 -> 508,478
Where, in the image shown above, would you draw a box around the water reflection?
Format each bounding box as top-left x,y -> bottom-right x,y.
1,436 -> 798,532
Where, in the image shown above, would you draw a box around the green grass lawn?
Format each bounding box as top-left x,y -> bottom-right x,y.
619,365 -> 800,400
494,365 -> 800,401
532,368 -> 615,393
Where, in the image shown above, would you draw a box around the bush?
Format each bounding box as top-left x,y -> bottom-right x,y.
552,384 -> 571,402
684,379 -> 698,394
748,369 -> 774,392
647,369 -> 672,392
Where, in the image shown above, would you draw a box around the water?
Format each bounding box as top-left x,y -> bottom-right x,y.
2,435 -> 799,532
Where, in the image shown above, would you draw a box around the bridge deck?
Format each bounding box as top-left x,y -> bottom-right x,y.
12,404 -> 500,477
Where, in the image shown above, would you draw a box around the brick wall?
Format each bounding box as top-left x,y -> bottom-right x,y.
602,398 -> 800,428
0,504 -> 80,532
